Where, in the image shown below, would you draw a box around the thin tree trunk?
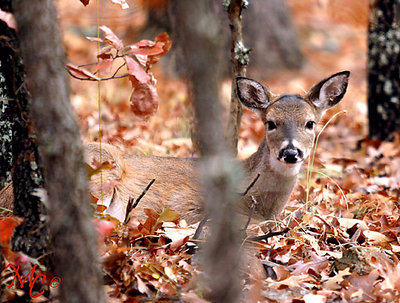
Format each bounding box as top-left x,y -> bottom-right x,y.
12,1 -> 105,302
368,0 -> 400,140
226,0 -> 248,154
171,1 -> 243,302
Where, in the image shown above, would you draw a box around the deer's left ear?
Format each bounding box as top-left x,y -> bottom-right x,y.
306,71 -> 350,111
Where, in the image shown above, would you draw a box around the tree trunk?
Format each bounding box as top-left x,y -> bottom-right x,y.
12,1 -> 105,302
0,7 -> 47,257
243,0 -> 304,79
226,0 -> 248,154
0,20 -> 13,189
171,1 -> 243,302
368,0 -> 400,141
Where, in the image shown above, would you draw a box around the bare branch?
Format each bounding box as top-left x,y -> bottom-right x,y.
112,62 -> 127,78
124,179 -> 155,224
238,173 -> 260,196
247,227 -> 289,242
66,67 -> 129,81
242,195 -> 257,231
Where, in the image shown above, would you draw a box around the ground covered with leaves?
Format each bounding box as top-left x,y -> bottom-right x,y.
2,0 -> 400,302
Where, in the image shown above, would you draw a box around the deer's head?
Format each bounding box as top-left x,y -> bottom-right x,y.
236,71 -> 350,176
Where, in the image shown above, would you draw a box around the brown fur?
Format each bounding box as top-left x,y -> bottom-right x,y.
0,72 -> 350,224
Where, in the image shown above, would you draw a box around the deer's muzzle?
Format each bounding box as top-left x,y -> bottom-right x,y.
278,145 -> 304,164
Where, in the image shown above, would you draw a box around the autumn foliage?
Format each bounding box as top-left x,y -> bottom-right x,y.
66,26 -> 171,117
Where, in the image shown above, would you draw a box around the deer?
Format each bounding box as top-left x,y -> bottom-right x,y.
85,71 -> 350,223
0,71 -> 350,225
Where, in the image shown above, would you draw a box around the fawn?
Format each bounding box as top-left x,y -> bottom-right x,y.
86,71 -> 350,223
0,72 -> 349,223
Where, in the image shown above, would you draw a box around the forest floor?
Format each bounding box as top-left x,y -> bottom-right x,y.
3,0 -> 400,302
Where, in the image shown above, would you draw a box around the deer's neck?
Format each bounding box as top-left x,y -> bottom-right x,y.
241,138 -> 299,220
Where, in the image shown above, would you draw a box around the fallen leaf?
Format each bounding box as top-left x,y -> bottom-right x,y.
323,268 -> 351,290
363,230 -> 391,245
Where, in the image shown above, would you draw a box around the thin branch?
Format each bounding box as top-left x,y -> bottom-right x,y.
247,227 -> 289,242
226,0 -> 249,154
77,62 -> 98,68
195,173 -> 260,238
139,296 -> 181,302
124,179 -> 155,224
111,62 -> 126,78
238,173 -> 260,196
66,67 -> 129,81
242,195 -> 257,231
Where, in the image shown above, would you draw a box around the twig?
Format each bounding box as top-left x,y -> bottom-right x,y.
238,173 -> 260,196
139,296 -> 180,302
77,62 -> 98,68
247,227 -> 289,242
123,179 -> 155,224
226,0 -> 249,153
66,67 -> 129,81
242,195 -> 257,231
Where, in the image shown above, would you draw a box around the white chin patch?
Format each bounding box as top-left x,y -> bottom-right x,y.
270,157 -> 302,176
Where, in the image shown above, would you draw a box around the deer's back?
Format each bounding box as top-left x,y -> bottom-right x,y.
87,143 -> 203,223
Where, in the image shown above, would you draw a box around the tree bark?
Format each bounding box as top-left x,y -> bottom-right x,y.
368,0 -> 400,141
0,2 -> 14,189
171,1 -> 243,302
12,1 -> 105,302
0,9 -> 47,257
0,21 -> 13,190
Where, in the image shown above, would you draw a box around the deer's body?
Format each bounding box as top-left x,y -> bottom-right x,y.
87,140 -> 298,223
0,72 -> 350,223
86,143 -> 203,223
87,72 -> 350,223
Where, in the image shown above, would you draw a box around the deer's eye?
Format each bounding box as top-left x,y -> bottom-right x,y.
266,121 -> 277,131
305,121 -> 316,130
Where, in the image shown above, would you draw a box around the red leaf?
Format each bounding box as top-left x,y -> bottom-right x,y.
127,40 -> 164,56
100,25 -> 124,50
0,217 -> 23,248
97,45 -> 114,60
147,32 -> 172,67
66,63 -> 100,80
137,40 -> 157,48
80,0 -> 90,6
130,81 -> 158,117
125,56 -> 150,84
93,59 -> 113,74
126,32 -> 172,70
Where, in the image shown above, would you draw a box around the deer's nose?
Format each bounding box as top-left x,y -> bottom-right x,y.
279,147 -> 303,164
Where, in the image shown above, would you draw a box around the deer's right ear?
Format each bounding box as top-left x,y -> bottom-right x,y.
236,77 -> 272,110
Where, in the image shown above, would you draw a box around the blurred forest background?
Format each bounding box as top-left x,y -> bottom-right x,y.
61,0 -> 367,159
